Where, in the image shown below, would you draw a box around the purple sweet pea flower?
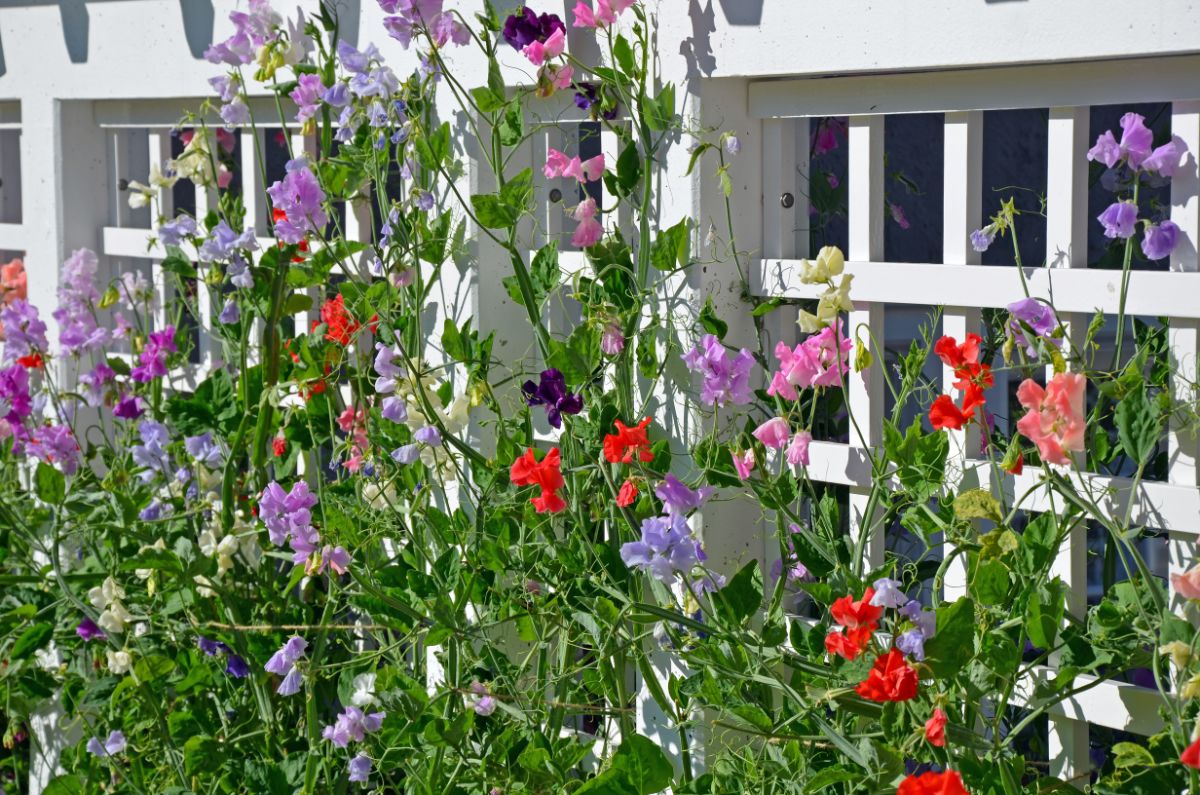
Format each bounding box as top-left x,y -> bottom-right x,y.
348,753 -> 373,783
266,159 -> 328,245
199,220 -> 257,263
197,636 -> 230,657
414,426 -> 442,446
131,327 -> 177,383
259,480 -> 317,547
391,444 -> 419,464
620,513 -> 705,583
1088,112 -> 1154,170
185,432 -> 224,468
264,635 -> 308,696
1,300 -> 48,360
1097,201 -> 1138,239
86,730 -> 126,758
290,73 -> 326,123
26,425 -> 81,475
1007,297 -> 1061,357
522,368 -> 583,428
502,7 -> 565,49
1142,136 -> 1187,177
0,364 -> 32,422
322,706 -> 386,748
896,628 -> 927,661
225,654 -> 250,678
1141,220 -> 1179,261
681,334 -> 754,407
157,215 -> 199,247
113,394 -> 145,420
219,299 -> 240,324
380,396 -> 408,423
654,474 -> 713,516
573,83 -> 618,120
969,227 -> 995,253
77,617 -> 106,641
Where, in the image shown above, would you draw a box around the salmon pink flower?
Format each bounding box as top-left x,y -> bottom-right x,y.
897,770 -> 969,795
1015,373 -> 1085,466
925,707 -> 947,747
856,648 -> 918,703
1172,565 -> 1200,600
603,418 -> 654,464
510,447 -> 567,513
616,479 -> 638,507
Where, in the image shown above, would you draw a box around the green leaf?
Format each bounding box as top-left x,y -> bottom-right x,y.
1026,578 -> 1066,649
161,245 -> 197,278
699,295 -> 727,339
1115,380 -> 1161,466
184,735 -> 220,776
470,194 -> 517,229
415,121 -> 451,171
471,86 -> 505,113
883,418 -> 948,502
972,559 -> 1011,606
10,622 -> 54,660
1112,741 -> 1155,769
953,488 -> 1003,523
498,99 -> 523,147
576,734 -> 674,795
922,597 -> 975,677
650,218 -> 690,272
499,168 -> 533,216
41,776 -> 83,795
613,34 -> 637,77
281,292 -> 312,316
614,140 -> 641,198
645,83 -> 676,132
1019,512 -> 1058,575
35,462 -> 65,504
714,560 -> 763,626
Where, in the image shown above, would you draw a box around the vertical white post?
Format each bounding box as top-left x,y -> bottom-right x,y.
941,111 -> 983,600
847,115 -> 884,569
1044,105 -> 1091,786
241,129 -> 261,233
1168,100 -> 1200,620
148,130 -> 172,332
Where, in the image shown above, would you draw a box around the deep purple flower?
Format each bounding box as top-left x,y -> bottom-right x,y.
681,334 -> 754,407
113,394 -> 145,420
573,83 -> 618,120
77,617 -> 106,641
620,513 -> 704,583
225,654 -> 250,678
197,636 -> 230,657
1141,220 -> 1179,261
522,368 -> 583,428
1097,201 -> 1137,239
502,7 -> 565,50
266,159 -> 328,245
654,474 -> 713,516
0,364 -> 32,422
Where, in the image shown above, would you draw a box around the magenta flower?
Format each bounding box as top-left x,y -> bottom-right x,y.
1142,220 -> 1179,261
113,394 -> 145,420
522,368 -> 583,428
753,417 -> 790,449
681,334 -> 754,407
131,327 -> 177,382
1,300 -> 48,361
26,425 -> 81,475
76,617 -> 106,642
503,7 -> 565,50
1097,201 -> 1137,239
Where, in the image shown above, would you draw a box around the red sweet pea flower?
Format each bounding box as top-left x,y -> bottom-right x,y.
511,447 -> 567,514
831,587 -> 884,629
272,434 -> 288,458
616,479 -> 638,507
925,707 -> 947,747
603,418 -> 655,464
934,333 -> 981,369
824,623 -> 875,661
856,648 -> 918,703
929,383 -> 985,431
17,353 -> 43,369
1181,736 -> 1200,769
897,770 -> 969,795
316,294 -> 361,346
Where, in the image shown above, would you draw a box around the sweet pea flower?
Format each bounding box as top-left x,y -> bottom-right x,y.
1007,298 -> 1060,357
86,731 -> 127,758
970,226 -> 996,253
752,417 -> 790,449
470,681 -> 498,716
267,159 -> 328,245
654,474 -> 713,516
898,770 -> 969,795
1172,565 -> 1200,600
732,449 -> 755,480
925,708 -> 948,747
1142,136 -> 1188,177
1142,220 -> 1180,261
523,27 -> 565,65
572,0 -> 636,28
571,198 -> 604,248
785,430 -> 812,467
522,368 -> 583,428
869,578 -> 907,609
1087,112 -> 1154,169
855,648 -> 918,703
1097,201 -> 1138,239
620,513 -> 704,583
1015,373 -> 1086,466
600,322 -> 625,355
895,628 -> 927,661
503,7 -> 565,48
682,334 -> 754,407
322,706 -> 385,748
264,635 -> 308,696
798,245 -> 844,285
348,753 -> 373,783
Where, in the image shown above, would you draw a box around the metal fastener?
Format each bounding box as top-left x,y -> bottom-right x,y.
780,192 -> 794,209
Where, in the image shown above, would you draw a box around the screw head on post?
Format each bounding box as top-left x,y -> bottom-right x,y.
118,178 -> 130,192
780,192 -> 794,209
548,188 -> 562,203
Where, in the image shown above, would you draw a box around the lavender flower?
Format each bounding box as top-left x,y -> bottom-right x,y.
1097,201 -> 1138,239
348,753 -> 373,783
132,419 -> 171,478
414,426 -> 442,446
264,636 -> 308,696
380,396 -> 407,423
0,364 -> 32,424
196,636 -> 231,657
86,730 -> 126,757
266,159 -> 328,245
469,681 -> 497,716
55,249 -> 108,356
1,300 -> 48,360
290,74 -> 325,123
1141,220 -> 1179,261
969,227 -> 995,253
391,444 -> 419,465
185,432 -> 224,468
157,215 -> 199,247
322,706 -> 386,748
77,362 -> 115,406
654,474 -> 713,517
219,299 -> 240,324
522,368 -> 583,428
600,322 -> 625,355
27,426 -> 81,475
1007,297 -> 1061,357
896,628 -> 927,660
620,513 -> 705,583
198,220 -> 257,263
681,334 -> 754,407
336,39 -> 379,73
869,578 -> 908,609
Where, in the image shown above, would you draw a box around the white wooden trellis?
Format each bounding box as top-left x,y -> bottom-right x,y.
749,53 -> 1200,783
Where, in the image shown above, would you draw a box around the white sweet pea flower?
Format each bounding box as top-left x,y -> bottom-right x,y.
106,649 -> 133,675
799,245 -> 845,285
35,641 -> 64,674
149,160 -> 178,190
351,673 -> 377,707
126,181 -> 154,209
97,601 -> 133,634
89,577 -> 126,611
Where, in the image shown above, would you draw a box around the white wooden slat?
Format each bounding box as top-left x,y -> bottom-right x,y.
941,110 -> 983,601
241,129 -> 261,233
847,115 -> 885,568
748,55 -> 1200,120
147,131 -> 172,332
0,222 -> 26,251
109,130 -> 131,228
753,258 -> 1200,319
1044,105 -> 1092,786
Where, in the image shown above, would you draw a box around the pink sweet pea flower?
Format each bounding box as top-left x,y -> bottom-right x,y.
544,148 -> 571,179
561,156 -> 585,182
732,449 -> 755,480
786,430 -> 812,467
753,417 -> 790,449
1015,372 -> 1085,467
571,198 -> 603,247
523,27 -> 565,65
1173,565 -> 1200,600
580,154 -> 605,182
